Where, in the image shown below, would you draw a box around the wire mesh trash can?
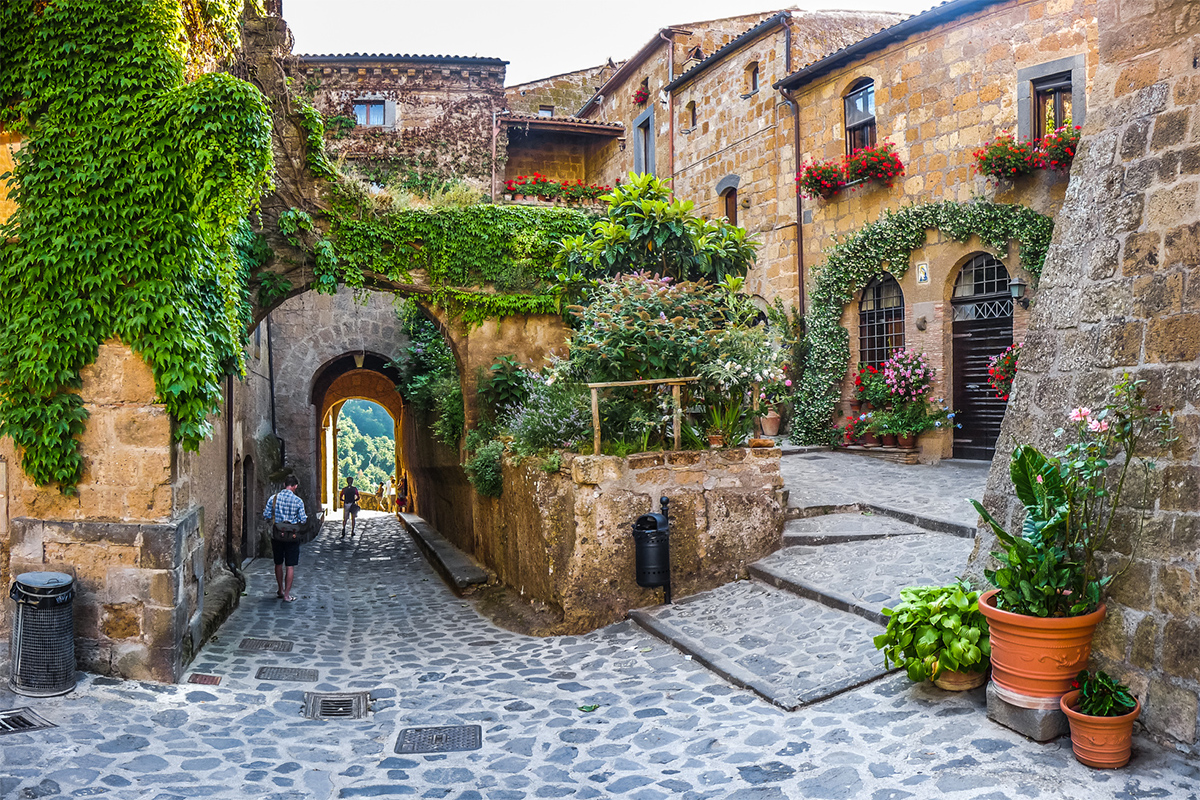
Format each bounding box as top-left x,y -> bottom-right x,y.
9,572 -> 76,697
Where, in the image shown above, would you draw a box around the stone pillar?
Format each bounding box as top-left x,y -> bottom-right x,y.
970,0 -> 1200,752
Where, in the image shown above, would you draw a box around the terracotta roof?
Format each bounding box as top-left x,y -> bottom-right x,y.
297,53 -> 508,67
774,0 -> 1000,90
500,112 -> 624,136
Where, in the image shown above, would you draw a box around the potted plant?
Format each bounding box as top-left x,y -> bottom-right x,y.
632,87 -> 649,105
797,161 -> 847,200
1060,670 -> 1141,768
973,131 -> 1041,179
987,342 -> 1021,401
873,580 -> 991,690
853,363 -> 890,410
705,399 -> 750,449
1040,124 -> 1081,171
972,375 -> 1174,700
844,141 -> 905,188
865,409 -> 899,447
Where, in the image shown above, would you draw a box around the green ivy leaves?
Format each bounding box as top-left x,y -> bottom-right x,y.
790,201 -> 1053,445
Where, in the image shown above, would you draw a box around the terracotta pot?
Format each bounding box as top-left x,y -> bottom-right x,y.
707,434 -> 724,449
933,669 -> 988,691
759,411 -> 781,437
861,432 -> 880,448
1061,690 -> 1140,768
978,589 -> 1106,698
881,433 -> 897,447
513,193 -> 525,201
898,433 -> 916,449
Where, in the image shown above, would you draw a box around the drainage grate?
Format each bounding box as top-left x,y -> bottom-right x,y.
303,691 -> 370,720
239,638 -> 294,652
0,708 -> 56,735
395,725 -> 482,754
256,667 -> 318,682
188,673 -> 221,685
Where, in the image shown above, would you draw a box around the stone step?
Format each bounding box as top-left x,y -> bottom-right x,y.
750,532 -> 976,626
629,581 -> 891,712
783,511 -> 929,545
399,512 -> 490,594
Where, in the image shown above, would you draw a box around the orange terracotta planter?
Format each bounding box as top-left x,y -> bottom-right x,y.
978,589 -> 1106,698
1060,690 -> 1140,768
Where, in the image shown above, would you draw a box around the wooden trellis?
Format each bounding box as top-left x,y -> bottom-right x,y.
586,377 -> 701,454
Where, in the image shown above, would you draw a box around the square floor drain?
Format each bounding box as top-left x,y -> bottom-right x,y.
188,673 -> 221,685
257,667 -> 318,682
395,725 -> 482,754
0,708 -> 56,735
239,638 -> 294,652
303,691 -> 370,720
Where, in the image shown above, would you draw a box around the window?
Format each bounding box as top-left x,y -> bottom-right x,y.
684,100 -> 697,130
538,105 -> 554,117
353,100 -> 384,127
1033,73 -> 1072,135
633,107 -> 654,174
844,79 -> 876,154
745,62 -> 760,94
952,254 -> 1012,321
723,189 -> 738,227
859,274 -> 904,367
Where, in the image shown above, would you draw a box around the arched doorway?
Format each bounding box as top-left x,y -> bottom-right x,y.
951,254 -> 1013,460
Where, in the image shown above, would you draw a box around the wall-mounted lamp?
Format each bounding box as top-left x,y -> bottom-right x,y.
1009,276 -> 1030,310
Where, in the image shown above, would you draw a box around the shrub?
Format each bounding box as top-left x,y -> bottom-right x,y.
873,580 -> 991,682
464,439 -> 504,497
503,374 -> 591,456
973,132 -> 1041,178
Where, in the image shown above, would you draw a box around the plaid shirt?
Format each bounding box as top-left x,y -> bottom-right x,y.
264,488 -> 307,525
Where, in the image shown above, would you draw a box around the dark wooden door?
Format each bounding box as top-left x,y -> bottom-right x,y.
951,254 -> 1013,461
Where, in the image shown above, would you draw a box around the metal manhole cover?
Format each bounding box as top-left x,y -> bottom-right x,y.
188,673 -> 221,685
303,691 -> 370,720
256,667 -> 318,682
0,708 -> 56,735
395,725 -> 482,754
239,638 -> 294,652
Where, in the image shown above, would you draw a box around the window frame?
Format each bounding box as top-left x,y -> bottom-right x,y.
723,188 -> 738,227
537,105 -> 554,117
1033,72 -> 1072,136
858,274 -> 905,368
844,79 -> 877,155
353,99 -> 385,127
1017,54 -> 1087,141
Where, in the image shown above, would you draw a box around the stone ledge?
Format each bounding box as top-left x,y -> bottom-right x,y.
400,513 -> 490,594
986,681 -> 1069,741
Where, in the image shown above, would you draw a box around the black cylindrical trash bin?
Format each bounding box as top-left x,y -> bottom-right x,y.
9,571 -> 76,697
632,513 -> 670,589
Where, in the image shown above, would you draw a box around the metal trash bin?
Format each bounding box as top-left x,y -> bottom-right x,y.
9,572 -> 76,697
632,497 -> 672,603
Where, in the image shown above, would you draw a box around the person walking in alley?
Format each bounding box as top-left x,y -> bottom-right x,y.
340,478 -> 361,538
375,481 -> 385,511
263,476 -> 307,602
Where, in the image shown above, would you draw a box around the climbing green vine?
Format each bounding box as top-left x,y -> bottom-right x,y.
0,0 -> 274,490
791,201 -> 1053,445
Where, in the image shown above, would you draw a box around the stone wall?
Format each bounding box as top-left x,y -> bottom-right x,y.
473,447 -> 785,633
970,0 -> 1200,752
504,128 -> 589,183
505,64 -> 614,117
0,131 -> 17,223
788,0 -> 1096,438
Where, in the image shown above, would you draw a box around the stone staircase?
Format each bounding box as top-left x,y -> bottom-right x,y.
629,509 -> 977,711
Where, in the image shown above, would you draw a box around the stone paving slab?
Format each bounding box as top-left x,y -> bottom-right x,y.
751,533 -> 977,626
783,512 -> 929,545
1,515 -> 1196,800
780,450 -> 989,531
630,581 -> 890,711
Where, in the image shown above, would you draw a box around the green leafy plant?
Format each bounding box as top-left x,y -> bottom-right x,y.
464,439 -> 504,498
0,0 -> 273,490
391,313 -> 463,448
502,374 -> 591,457
704,399 -> 751,446
791,201 -> 1053,446
1072,670 -> 1138,717
972,375 -> 1175,617
480,355 -> 529,420
873,580 -> 991,681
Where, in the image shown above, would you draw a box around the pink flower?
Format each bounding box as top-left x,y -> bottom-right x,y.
1069,407 -> 1092,422
784,379 -> 792,387
1036,474 -> 1044,484
1088,418 -> 1110,433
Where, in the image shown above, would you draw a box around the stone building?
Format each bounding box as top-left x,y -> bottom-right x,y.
774,0 -> 1097,461
504,63 -> 617,118
971,0 -> 1200,753
292,53 -> 508,193
573,9 -> 902,304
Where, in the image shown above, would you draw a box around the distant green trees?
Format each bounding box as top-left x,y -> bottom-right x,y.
337,400 -> 395,489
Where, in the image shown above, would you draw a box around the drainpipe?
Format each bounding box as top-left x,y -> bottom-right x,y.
658,30 -> 676,191
225,375 -> 243,584
780,17 -> 805,316
490,107 -> 499,203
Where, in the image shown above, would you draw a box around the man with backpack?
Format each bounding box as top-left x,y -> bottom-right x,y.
263,476 -> 307,602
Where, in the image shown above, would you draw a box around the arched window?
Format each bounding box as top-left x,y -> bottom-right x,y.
859,274 -> 904,367
952,254 -> 1012,320
745,62 -> 760,95
685,100 -> 697,130
844,78 -> 876,154
723,188 -> 738,226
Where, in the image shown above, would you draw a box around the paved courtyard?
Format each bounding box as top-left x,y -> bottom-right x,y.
3,487 -> 1197,799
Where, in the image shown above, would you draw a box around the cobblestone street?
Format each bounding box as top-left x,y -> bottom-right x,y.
4,472 -> 1198,799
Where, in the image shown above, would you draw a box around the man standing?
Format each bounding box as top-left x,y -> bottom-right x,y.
340,478 -> 361,538
263,476 -> 307,602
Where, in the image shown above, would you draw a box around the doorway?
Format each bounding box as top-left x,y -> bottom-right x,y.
951,254 -> 1013,461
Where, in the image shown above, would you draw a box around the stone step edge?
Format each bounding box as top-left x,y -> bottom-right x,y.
748,562 -> 887,627
785,501 -> 976,539
629,597 -> 895,712
399,512 -> 490,594
782,529 -> 925,546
